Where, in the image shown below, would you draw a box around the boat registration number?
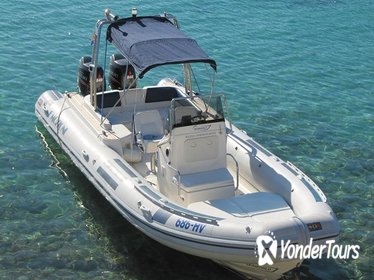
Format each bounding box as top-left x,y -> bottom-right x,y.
175,219 -> 206,233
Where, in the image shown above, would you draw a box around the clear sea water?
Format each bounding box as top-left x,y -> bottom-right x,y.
0,0 -> 372,279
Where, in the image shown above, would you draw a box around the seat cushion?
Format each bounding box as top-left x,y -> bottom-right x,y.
179,168 -> 234,193
208,192 -> 291,217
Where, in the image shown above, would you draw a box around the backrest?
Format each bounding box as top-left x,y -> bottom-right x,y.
96,90 -> 122,109
169,121 -> 227,175
125,87 -> 180,106
144,86 -> 180,103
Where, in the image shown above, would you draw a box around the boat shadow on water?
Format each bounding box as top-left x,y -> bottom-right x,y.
36,123 -> 329,280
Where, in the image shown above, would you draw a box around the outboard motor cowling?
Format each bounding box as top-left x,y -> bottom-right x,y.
109,53 -> 136,90
77,56 -> 105,96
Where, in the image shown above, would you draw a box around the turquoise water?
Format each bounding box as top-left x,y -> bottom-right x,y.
0,0 -> 373,279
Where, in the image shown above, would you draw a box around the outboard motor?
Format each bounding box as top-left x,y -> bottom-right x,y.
109,53 -> 136,90
77,56 -> 105,96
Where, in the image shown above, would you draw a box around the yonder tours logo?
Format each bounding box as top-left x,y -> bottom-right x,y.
255,231 -> 360,266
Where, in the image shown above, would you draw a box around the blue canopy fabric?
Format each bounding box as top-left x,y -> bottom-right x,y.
107,16 -> 217,77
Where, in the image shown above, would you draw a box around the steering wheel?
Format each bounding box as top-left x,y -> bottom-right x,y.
191,114 -> 205,123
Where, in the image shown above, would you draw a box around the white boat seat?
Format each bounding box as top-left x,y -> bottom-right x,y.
177,168 -> 235,205
179,168 -> 234,192
207,192 -> 292,217
134,110 -> 164,153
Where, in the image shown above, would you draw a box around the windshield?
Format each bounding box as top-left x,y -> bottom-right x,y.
170,95 -> 225,129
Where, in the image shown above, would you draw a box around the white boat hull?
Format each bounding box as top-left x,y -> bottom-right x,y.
35,88 -> 339,280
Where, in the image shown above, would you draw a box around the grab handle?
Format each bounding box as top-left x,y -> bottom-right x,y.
227,153 -> 239,190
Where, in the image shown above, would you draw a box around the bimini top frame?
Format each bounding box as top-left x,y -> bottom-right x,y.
106,16 -> 216,77
89,8 -> 217,107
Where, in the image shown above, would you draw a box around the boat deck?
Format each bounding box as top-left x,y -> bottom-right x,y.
78,88 -> 260,201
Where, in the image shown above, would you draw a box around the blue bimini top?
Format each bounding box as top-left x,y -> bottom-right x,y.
106,16 -> 217,77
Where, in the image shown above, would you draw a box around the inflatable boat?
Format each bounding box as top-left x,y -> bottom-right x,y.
35,8 -> 340,279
